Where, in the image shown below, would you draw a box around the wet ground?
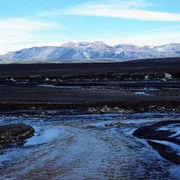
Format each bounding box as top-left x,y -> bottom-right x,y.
0,111 -> 180,179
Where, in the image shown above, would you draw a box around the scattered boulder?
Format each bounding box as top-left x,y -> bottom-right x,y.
164,73 -> 172,80
160,78 -> 167,82
100,105 -> 111,114
160,73 -> 172,81
44,78 -> 50,81
144,75 -> 149,80
9,78 -> 16,82
51,79 -> 57,82
0,124 -> 34,148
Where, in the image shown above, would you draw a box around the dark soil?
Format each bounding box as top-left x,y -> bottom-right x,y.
0,124 -> 35,148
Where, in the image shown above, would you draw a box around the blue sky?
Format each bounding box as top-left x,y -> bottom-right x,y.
0,0 -> 180,54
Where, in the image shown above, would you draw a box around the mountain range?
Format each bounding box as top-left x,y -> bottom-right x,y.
0,41 -> 180,63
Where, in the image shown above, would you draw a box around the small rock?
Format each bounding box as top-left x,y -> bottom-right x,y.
105,123 -> 114,127
144,75 -> 149,80
86,125 -> 96,128
30,106 -> 36,110
164,73 -> 172,80
100,105 -> 111,114
160,78 -> 167,82
45,78 -> 50,81
10,78 -> 16,82
52,79 -> 56,82
87,107 -> 97,113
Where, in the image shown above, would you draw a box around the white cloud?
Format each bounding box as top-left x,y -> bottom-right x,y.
69,9 -> 180,22
37,0 -> 154,17
0,17 -> 62,54
37,0 -> 180,21
0,18 -> 59,31
65,1 -> 180,22
70,0 -> 154,10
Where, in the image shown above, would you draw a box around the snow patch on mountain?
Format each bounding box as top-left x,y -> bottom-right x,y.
0,41 -> 180,63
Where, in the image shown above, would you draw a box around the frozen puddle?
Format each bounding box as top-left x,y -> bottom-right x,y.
157,123 -> 180,139
151,140 -> 180,156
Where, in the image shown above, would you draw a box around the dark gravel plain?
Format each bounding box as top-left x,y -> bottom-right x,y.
0,58 -> 179,111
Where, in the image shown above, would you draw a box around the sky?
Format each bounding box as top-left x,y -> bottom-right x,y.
0,0 -> 180,54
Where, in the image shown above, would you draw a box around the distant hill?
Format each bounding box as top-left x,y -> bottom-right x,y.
0,41 -> 180,63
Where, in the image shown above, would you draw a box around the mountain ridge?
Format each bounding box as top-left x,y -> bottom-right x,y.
0,41 -> 180,63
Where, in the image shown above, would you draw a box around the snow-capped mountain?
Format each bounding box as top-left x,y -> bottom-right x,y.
0,41 -> 180,63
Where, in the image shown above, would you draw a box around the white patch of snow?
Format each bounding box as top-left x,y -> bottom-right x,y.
1,42 -> 180,62
83,51 -> 90,59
